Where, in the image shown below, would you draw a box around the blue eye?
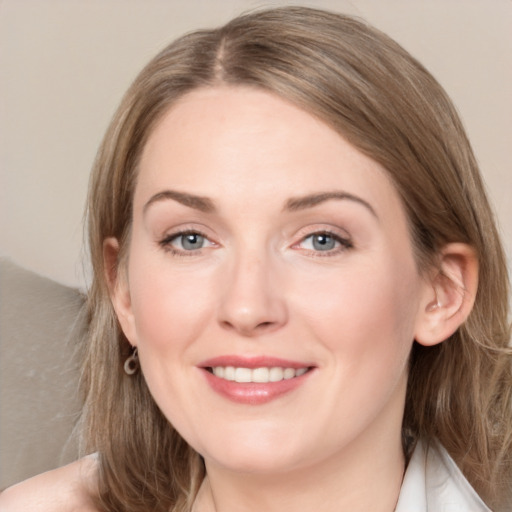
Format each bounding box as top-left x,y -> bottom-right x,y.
299,232 -> 352,253
161,231 -> 212,253
311,233 -> 337,251
178,233 -> 206,250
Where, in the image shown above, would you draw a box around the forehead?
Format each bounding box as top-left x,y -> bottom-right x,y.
135,86 -> 403,220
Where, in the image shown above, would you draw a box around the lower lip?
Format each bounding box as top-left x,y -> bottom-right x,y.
201,368 -> 312,405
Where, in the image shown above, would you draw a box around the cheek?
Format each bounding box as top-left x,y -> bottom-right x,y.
125,254 -> 218,430
296,257 -> 421,367
127,255 -> 217,355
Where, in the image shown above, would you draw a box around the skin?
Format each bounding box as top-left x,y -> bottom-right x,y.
109,86 -> 475,512
0,456 -> 97,511
0,86 -> 478,511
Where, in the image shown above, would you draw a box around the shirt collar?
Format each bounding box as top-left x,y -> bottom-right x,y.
395,440 -> 492,512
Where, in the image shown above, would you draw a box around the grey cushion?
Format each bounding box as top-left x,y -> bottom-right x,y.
0,259 -> 86,489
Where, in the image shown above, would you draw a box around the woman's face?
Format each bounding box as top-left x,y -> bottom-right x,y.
113,86 -> 432,475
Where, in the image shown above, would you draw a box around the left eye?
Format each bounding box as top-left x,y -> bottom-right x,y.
299,232 -> 349,252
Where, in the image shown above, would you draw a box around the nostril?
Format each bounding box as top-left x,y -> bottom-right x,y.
219,318 -> 279,336
217,290 -> 288,336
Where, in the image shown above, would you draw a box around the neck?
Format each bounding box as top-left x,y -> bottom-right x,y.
194,433 -> 405,512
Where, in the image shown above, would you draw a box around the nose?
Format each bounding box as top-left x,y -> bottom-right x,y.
217,250 -> 288,337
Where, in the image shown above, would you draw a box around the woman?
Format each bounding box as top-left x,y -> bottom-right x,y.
2,6 -> 511,512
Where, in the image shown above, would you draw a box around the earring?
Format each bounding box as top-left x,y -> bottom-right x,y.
124,347 -> 139,375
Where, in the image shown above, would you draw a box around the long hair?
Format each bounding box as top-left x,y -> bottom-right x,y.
82,7 -> 512,511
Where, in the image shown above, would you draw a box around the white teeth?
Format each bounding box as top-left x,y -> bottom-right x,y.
224,366 -> 235,381
252,367 -> 270,382
235,367 -> 252,383
283,368 -> 295,380
269,367 -> 283,382
211,366 -> 308,383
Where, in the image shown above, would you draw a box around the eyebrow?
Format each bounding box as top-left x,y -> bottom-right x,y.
143,190 -> 216,214
143,189 -> 377,218
284,191 -> 377,218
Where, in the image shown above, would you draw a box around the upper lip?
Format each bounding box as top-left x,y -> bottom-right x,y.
198,355 -> 314,369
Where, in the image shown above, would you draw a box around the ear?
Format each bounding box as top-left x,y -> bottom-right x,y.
414,243 -> 478,347
103,237 -> 138,346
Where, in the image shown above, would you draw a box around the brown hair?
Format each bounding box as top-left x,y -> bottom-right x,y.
82,6 -> 512,511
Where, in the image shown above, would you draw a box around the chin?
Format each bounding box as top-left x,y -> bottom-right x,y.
207,449 -> 303,475
195,427 -> 309,475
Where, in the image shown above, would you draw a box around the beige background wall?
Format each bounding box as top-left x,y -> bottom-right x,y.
1,0 -> 511,289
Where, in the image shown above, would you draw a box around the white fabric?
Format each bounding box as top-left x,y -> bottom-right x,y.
395,440 -> 491,511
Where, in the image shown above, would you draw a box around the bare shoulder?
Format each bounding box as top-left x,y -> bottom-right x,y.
0,455 -> 99,512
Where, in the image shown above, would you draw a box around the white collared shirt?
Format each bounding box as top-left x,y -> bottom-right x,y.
395,440 -> 491,511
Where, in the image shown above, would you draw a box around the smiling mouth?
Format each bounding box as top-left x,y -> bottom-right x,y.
207,366 -> 310,383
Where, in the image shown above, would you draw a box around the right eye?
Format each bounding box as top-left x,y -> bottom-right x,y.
160,230 -> 214,255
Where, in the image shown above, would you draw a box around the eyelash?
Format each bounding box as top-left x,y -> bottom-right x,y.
294,230 -> 353,257
159,229 -> 213,257
158,229 -> 353,258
